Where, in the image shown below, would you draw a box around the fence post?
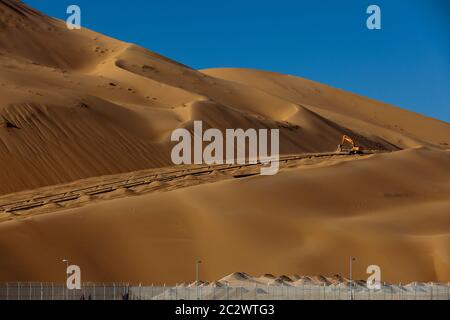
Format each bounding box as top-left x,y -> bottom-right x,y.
40,283 -> 43,300
323,283 -> 326,301
280,283 -> 284,300
175,284 -> 178,301
6,283 -> 8,301
139,283 -> 142,300
430,282 -> 433,300
163,283 -> 166,300
103,283 -> 106,300
414,282 -> 416,300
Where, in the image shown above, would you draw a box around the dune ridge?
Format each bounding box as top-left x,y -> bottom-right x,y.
1,0 -> 449,195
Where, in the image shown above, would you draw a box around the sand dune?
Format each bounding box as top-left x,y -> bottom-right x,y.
1,0 -> 449,195
0,1 -> 449,285
0,148 -> 448,284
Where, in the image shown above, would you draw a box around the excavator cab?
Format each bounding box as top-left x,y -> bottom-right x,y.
337,135 -> 363,154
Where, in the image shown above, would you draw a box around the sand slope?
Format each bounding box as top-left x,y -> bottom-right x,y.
1,0 -> 449,194
0,148 -> 448,283
0,1 -> 449,284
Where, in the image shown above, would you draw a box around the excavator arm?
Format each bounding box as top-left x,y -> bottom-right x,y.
341,135 -> 357,148
337,135 -> 363,154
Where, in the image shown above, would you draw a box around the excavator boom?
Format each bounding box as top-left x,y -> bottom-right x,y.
337,135 -> 363,154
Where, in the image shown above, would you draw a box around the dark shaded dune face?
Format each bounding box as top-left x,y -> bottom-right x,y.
0,118 -> 19,129
0,0 -> 44,18
0,0 -> 60,63
0,102 -> 171,194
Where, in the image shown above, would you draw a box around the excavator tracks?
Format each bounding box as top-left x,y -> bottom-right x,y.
0,151 -> 382,216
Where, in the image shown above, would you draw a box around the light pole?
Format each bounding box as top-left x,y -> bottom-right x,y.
349,257 -> 356,300
62,259 -> 69,300
62,259 -> 69,277
196,260 -> 202,284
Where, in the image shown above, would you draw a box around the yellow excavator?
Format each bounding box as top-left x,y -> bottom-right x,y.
337,135 -> 363,154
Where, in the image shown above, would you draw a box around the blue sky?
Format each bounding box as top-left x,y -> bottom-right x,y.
24,0 -> 449,122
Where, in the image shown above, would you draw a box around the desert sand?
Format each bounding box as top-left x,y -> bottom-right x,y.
0,0 -> 449,285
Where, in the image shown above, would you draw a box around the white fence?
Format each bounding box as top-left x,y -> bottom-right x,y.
0,283 -> 449,300
129,283 -> 450,300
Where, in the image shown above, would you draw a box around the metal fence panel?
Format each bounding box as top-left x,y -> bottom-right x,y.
0,282 -> 449,300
